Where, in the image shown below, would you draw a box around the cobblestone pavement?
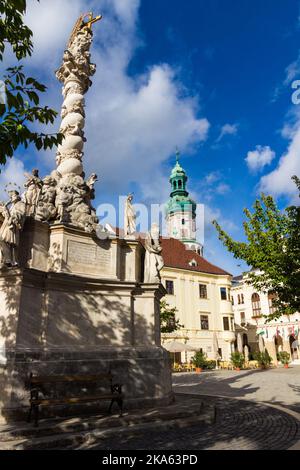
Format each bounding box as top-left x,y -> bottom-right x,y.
173,366 -> 300,414
85,396 -> 300,450
86,367 -> 300,450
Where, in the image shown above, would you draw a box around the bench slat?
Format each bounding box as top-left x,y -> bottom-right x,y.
30,374 -> 113,384
30,394 -> 124,406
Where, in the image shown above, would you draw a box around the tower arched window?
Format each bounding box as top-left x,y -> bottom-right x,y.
178,180 -> 182,189
252,293 -> 261,318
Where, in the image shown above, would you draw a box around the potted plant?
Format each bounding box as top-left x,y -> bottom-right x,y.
278,351 -> 290,369
191,351 -> 208,373
253,351 -> 272,369
230,352 -> 245,371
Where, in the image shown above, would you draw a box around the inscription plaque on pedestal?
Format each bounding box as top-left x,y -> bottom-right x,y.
67,240 -> 112,274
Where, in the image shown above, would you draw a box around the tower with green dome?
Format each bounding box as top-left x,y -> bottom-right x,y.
165,150 -> 203,256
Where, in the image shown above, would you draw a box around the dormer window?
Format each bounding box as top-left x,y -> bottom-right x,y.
189,259 -> 198,267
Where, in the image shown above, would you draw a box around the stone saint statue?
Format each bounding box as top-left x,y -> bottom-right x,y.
0,191 -> 26,268
124,194 -> 136,237
35,176 -> 58,223
144,223 -> 164,283
24,169 -> 43,216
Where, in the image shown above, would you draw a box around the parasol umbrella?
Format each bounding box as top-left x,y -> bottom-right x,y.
244,345 -> 249,363
258,334 -> 265,353
237,333 -> 243,354
163,341 -> 195,353
163,341 -> 195,366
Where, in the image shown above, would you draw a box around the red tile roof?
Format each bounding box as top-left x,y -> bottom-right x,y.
160,237 -> 231,276
110,227 -> 231,276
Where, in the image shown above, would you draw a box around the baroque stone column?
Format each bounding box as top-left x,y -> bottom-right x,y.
55,13 -> 101,177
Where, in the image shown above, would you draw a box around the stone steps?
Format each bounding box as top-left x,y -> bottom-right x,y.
0,398 -> 215,450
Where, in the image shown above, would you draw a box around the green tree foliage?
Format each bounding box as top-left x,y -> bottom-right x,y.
160,300 -> 183,334
213,177 -> 300,320
230,351 -> 245,369
253,351 -> 272,369
277,351 -> 290,365
0,0 -> 63,163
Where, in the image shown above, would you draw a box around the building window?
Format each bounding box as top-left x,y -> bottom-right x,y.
189,259 -> 198,267
252,293 -> 261,318
182,219 -> 185,225
241,294 -> 244,304
178,180 -> 182,189
240,312 -> 246,326
231,296 -> 234,305
220,287 -> 227,301
200,315 -> 209,330
166,280 -> 174,295
238,294 -> 241,304
268,292 -> 277,316
167,314 -> 176,331
199,284 -> 208,299
223,317 -> 230,331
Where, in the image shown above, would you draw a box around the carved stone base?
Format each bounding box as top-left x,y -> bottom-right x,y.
0,347 -> 173,423
0,223 -> 170,423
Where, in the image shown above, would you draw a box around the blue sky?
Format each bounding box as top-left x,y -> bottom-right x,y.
2,0 -> 300,275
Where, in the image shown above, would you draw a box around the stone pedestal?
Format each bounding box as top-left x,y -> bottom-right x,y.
0,221 -> 172,423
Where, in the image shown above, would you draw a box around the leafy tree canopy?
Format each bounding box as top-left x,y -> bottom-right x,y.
0,0 -> 63,164
213,176 -> 300,321
160,300 -> 183,334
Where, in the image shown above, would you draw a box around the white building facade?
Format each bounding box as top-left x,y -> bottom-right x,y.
161,255 -> 235,362
232,272 -> 300,364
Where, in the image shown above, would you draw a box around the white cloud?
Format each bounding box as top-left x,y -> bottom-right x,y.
284,52 -> 300,86
202,172 -> 231,197
0,158 -> 26,201
25,0 -> 85,69
260,126 -> 300,198
205,171 -> 221,185
245,145 -> 276,173
271,51 -> 300,102
216,123 -> 238,142
216,183 -> 231,195
23,0 -> 210,202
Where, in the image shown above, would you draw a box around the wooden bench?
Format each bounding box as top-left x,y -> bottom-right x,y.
27,372 -> 123,427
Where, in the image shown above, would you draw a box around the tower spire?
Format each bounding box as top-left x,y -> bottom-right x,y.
165,150 -> 203,256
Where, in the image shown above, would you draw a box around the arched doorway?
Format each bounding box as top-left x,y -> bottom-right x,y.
290,335 -> 299,361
